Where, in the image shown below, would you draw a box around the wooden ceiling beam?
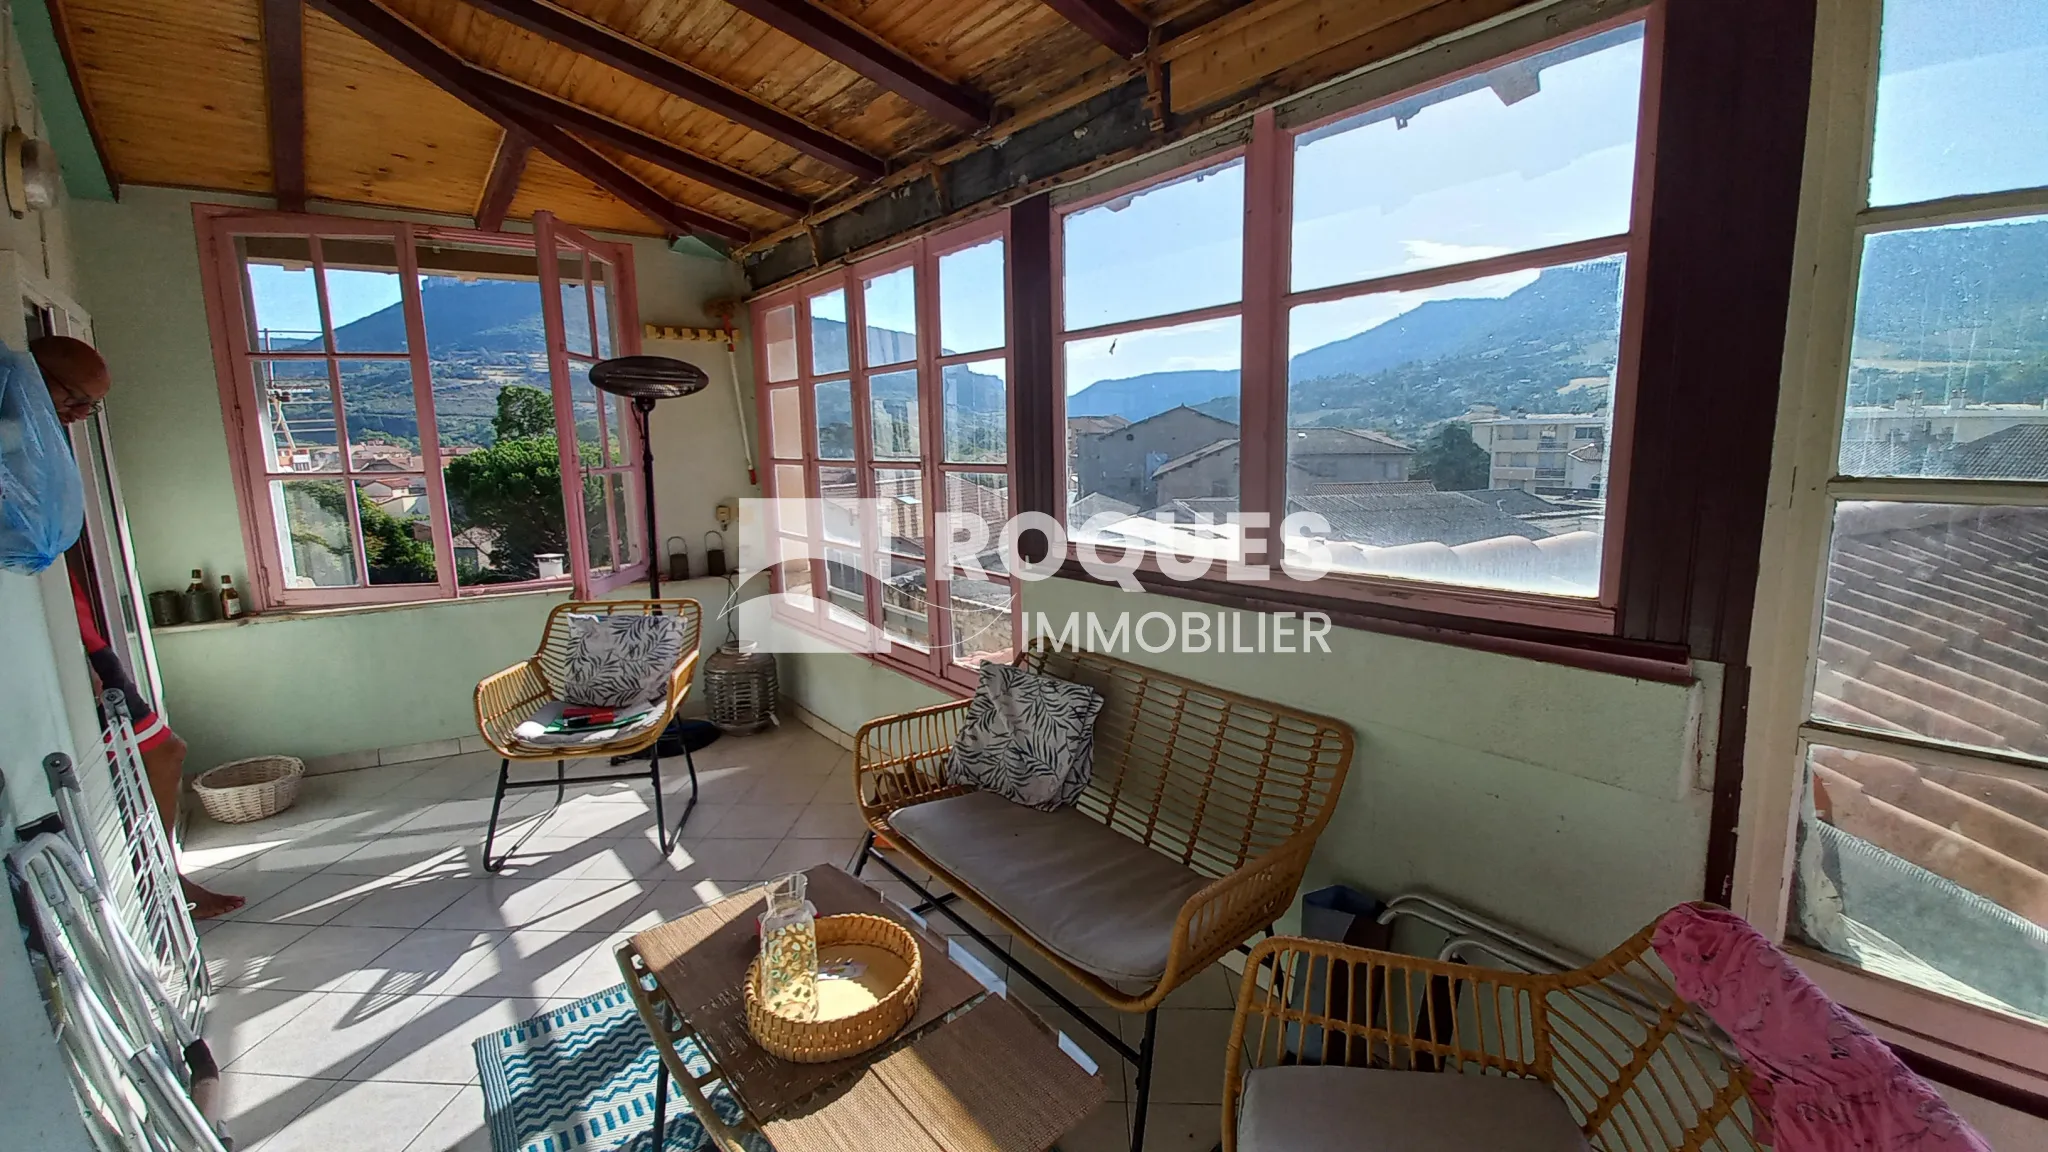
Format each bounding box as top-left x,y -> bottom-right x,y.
720,0 -> 991,132
474,128 -> 531,230
262,0 -> 308,211
483,77 -> 810,218
309,0 -> 750,243
1038,0 -> 1149,58
457,0 -> 885,181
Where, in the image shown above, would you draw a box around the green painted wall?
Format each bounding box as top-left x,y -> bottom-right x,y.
71,187 -> 755,771
774,648 -> 952,738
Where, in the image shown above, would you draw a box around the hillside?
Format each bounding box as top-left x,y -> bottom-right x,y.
1847,217 -> 2048,407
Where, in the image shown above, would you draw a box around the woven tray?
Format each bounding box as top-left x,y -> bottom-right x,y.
745,913 -> 922,1064
192,755 -> 304,824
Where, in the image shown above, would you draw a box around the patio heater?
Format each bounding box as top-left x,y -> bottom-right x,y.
589,355 -> 707,599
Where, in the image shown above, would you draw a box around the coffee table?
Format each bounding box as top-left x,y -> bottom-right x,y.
616,864 -> 1108,1152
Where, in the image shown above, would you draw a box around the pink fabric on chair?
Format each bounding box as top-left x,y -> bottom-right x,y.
1651,904 -> 1991,1152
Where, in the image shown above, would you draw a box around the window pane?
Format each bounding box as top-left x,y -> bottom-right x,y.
242,237 -> 324,351
1869,0 -> 2048,206
1282,256 -> 1622,595
583,470 -> 614,572
446,456 -> 568,586
338,359 -> 419,471
772,465 -> 808,536
814,379 -> 853,458
768,387 -> 803,459
880,555 -> 931,649
592,260 -> 616,359
558,249 -> 593,356
869,368 -> 920,459
776,547 -> 815,608
355,478 -> 437,585
272,478 -> 359,587
607,392 -> 634,468
1813,503 -> 2048,762
943,472 -> 1010,578
863,266 -> 917,367
940,237 -> 1005,354
256,359 -> 339,471
326,241 -> 408,353
763,304 -> 799,382
570,360 -> 602,459
824,545 -> 865,623
1063,157 -> 1243,331
1839,216 -> 2048,480
949,580 -> 1013,667
1793,744 -> 2048,1026
875,467 -> 925,554
1292,25 -> 1643,293
1065,315 -> 1240,524
608,472 -> 639,566
811,288 -> 849,375
819,466 -> 858,544
944,359 -> 1005,463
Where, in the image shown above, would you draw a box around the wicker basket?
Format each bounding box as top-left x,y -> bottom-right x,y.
192,756 -> 304,824
745,913 -> 922,1063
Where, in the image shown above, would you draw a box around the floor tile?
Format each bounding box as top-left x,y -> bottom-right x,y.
214,869 -> 331,922
257,1077 -> 462,1152
421,878 -> 560,931
522,799 -> 653,840
227,990 -> 427,1079
739,764 -> 836,805
526,877 -> 661,933
204,986 -> 324,1066
761,836 -> 863,877
1121,1009 -> 1234,1105
790,801 -> 868,839
350,928 -> 503,998
551,934 -> 634,1000
429,930 -> 604,999
203,921 -> 318,987
357,995 -> 548,1085
1129,1102 -> 1225,1151
323,877 -> 480,929
699,803 -> 806,839
259,925 -> 414,993
402,1083 -> 491,1152
230,872 -> 390,927
214,1070 -> 334,1152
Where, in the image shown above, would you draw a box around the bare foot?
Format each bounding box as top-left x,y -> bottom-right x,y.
183,879 -> 245,920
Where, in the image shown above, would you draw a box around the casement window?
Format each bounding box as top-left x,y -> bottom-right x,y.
197,209 -> 646,609
1741,0 -> 2048,1085
751,215 -> 1017,691
1054,15 -> 1654,624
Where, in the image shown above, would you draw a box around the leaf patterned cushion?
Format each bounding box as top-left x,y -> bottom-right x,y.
561,613 -> 685,707
945,663 -> 1105,810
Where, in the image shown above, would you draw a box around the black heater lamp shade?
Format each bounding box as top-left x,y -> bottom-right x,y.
590,355 -> 710,400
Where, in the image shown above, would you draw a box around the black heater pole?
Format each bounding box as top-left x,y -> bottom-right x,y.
636,396 -> 661,599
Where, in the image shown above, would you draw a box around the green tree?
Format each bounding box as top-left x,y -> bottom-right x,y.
1413,423 -> 1492,492
295,480 -> 438,584
493,384 -> 556,441
443,434 -> 567,582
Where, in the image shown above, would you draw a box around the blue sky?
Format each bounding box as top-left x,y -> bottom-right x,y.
1868,0 -> 2048,205
247,263 -> 407,344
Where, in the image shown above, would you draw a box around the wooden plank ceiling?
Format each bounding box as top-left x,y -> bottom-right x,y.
53,0 -> 1226,241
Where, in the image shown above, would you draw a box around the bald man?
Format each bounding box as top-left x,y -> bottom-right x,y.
35,335 -> 243,918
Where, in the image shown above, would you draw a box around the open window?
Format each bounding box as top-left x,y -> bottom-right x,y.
198,208 -> 644,610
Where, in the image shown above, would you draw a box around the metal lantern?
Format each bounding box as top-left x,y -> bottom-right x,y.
703,640 -> 778,735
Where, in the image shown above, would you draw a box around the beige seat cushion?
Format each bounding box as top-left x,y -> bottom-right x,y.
1238,1066 -> 1591,1152
887,790 -> 1212,985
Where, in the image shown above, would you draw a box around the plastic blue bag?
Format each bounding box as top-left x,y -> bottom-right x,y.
0,343 -> 84,573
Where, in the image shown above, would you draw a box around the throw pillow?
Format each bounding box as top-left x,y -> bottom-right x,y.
945,663 -> 1104,810
561,613 -> 685,707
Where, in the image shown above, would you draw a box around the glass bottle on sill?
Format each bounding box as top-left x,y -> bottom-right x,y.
757,872 -> 819,1020
219,574 -> 245,620
182,568 -> 218,623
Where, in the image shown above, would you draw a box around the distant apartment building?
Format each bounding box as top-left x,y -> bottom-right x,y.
1463,405 -> 1609,496
1072,406 -> 1239,510
1837,395 -> 2048,476
1150,428 -> 1415,506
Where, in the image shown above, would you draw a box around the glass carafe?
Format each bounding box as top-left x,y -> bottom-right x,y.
757,872 -> 819,1020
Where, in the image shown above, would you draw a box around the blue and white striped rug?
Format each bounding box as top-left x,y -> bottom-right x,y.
473,984 -> 755,1152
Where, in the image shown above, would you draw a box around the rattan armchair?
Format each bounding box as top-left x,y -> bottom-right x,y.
474,599 -> 702,871
849,644 -> 1352,1152
1224,911 -> 1762,1152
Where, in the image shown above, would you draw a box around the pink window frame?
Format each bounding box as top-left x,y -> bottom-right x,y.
196,204 -> 644,611
750,211 -> 1018,695
1049,7 -> 1666,635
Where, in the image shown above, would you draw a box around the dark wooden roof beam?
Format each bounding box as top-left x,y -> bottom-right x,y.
456,0 -> 886,180
309,0 -> 750,243
475,128 -> 531,230
261,0 -> 308,210
1040,0 -> 1149,58
721,0 -> 991,131
485,78 -> 810,217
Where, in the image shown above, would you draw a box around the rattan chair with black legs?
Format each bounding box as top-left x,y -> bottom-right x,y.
474,599 -> 702,872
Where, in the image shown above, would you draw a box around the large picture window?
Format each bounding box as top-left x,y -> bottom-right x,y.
1055,17 -> 1652,620
751,216 -> 1016,690
199,209 -> 645,609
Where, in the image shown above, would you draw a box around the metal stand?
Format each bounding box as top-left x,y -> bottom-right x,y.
480,744 -> 698,873
853,831 -> 1174,1152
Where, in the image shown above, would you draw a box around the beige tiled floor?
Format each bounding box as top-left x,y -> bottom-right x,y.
184,721 -> 1231,1151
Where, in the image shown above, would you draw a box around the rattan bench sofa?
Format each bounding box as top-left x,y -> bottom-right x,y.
850,645 -> 1353,1152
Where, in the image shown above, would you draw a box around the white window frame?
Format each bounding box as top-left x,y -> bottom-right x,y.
1735,0 -> 2048,1090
